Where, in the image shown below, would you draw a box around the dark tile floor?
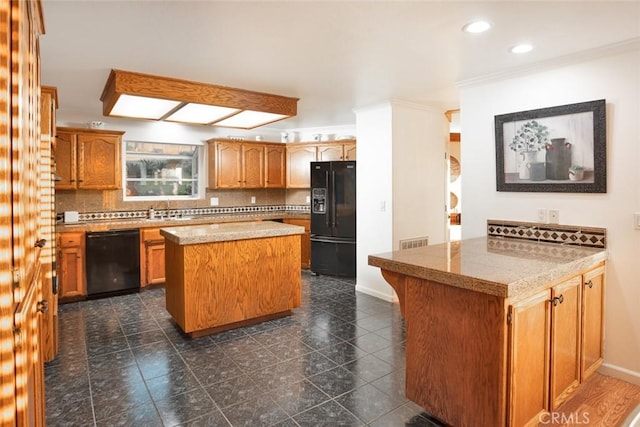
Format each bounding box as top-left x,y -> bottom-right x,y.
45,272 -> 443,426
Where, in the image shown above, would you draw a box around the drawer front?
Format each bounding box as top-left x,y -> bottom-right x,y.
59,232 -> 84,247
142,227 -> 164,242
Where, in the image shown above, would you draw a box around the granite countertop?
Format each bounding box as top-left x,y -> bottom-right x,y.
57,211 -> 310,232
160,220 -> 305,245
368,237 -> 607,299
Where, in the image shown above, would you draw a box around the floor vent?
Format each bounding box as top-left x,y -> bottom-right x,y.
399,237 -> 429,250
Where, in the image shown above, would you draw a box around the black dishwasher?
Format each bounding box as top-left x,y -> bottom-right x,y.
86,229 -> 140,298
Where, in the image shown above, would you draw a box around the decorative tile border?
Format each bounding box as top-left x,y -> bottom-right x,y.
64,204 -> 310,223
487,219 -> 606,248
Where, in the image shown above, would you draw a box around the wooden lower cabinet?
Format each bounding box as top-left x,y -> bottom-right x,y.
284,218 -> 310,268
508,264 -> 605,426
140,228 -> 166,286
57,231 -> 86,300
581,265 -> 605,380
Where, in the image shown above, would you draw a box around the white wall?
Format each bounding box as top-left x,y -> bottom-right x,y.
459,47 -> 640,383
355,101 -> 448,301
355,103 -> 394,300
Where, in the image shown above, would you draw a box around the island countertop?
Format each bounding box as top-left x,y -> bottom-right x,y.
160,220 -> 305,245
368,236 -> 607,299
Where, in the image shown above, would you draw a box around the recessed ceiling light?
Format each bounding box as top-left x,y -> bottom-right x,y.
462,21 -> 492,33
510,44 -> 533,54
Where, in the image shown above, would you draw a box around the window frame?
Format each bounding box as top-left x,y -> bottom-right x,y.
122,140 -> 205,202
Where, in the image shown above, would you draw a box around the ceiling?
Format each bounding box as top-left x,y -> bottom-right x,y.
40,1 -> 640,132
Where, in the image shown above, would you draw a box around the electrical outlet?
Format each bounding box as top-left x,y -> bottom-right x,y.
210,197 -> 219,206
537,209 -> 548,223
305,195 -> 310,204
549,209 -> 560,224
634,212 -> 640,230
250,196 -> 256,204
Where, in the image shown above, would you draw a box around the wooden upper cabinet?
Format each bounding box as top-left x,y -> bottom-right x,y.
344,142 -> 356,160
55,127 -> 124,190
213,140 -> 243,188
54,131 -> 77,189
316,144 -> 343,161
242,143 -> 265,188
286,144 -> 317,188
265,144 -> 286,188
208,139 -> 284,189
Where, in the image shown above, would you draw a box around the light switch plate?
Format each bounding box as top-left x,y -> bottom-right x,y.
549,209 -> 560,224
250,196 -> 256,204
210,197 -> 219,206
537,209 -> 548,223
634,212 -> 640,230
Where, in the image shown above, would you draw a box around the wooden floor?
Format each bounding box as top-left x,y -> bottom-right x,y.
540,373 -> 640,426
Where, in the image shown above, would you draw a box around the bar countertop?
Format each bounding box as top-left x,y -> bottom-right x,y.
368,236 -> 607,299
160,220 -> 305,245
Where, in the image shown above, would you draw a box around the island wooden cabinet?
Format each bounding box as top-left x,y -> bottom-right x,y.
284,218 -> 310,268
581,265 -> 605,380
57,231 -> 86,300
140,228 -> 166,287
55,127 -> 124,190
507,265 -> 605,426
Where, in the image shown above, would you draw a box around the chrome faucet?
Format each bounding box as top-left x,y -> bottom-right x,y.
161,199 -> 171,219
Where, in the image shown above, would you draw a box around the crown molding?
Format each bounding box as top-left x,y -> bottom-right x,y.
457,37 -> 640,89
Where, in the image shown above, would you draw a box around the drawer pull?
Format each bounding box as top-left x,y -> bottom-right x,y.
35,238 -> 47,248
551,294 -> 564,306
586,280 -> 593,288
37,300 -> 49,313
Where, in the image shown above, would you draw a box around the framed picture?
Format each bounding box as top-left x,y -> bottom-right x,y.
494,99 -> 606,193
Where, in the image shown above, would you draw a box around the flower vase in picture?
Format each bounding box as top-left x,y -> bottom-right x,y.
519,151 -> 538,179
545,138 -> 572,180
510,120 -> 549,181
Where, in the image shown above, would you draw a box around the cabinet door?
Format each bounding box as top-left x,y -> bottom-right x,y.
550,276 -> 582,409
507,290 -> 551,427
581,265 -> 605,380
58,245 -> 85,299
14,265 -> 45,427
242,143 -> 265,188
265,144 -> 286,188
286,145 -> 317,188
344,143 -> 356,161
146,242 -> 166,285
284,218 -> 310,269
317,144 -> 343,161
54,131 -> 77,189
215,141 -> 243,188
77,133 -> 121,189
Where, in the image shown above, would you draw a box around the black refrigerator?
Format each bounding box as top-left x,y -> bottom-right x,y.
310,161 -> 356,277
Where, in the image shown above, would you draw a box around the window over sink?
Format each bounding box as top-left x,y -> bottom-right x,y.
123,141 -> 203,201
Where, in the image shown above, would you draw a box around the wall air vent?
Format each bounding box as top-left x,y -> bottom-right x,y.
399,237 -> 429,250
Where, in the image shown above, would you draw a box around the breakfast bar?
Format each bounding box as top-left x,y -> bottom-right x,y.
369,236 -> 607,427
160,221 -> 305,337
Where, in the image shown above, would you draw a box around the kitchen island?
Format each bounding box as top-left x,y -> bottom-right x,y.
160,221 -> 304,337
369,236 -> 607,427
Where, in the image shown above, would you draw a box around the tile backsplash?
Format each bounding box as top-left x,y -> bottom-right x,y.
487,219 -> 606,249
56,188 -> 310,214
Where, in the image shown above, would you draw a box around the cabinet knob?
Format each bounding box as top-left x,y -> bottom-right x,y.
551,294 -> 564,306
35,238 -> 47,248
586,280 -> 593,288
37,300 -> 49,313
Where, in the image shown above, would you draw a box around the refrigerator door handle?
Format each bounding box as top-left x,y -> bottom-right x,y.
331,170 -> 337,228
325,170 -> 330,228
